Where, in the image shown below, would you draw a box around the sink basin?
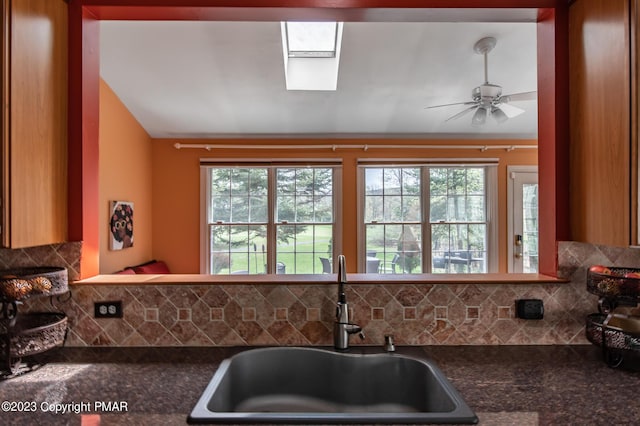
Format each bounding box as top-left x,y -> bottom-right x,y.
188,347 -> 478,424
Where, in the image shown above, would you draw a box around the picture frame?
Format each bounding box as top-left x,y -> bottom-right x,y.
109,201 -> 134,250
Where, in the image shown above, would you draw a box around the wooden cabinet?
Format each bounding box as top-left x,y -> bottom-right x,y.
569,0 -> 636,246
1,0 -> 68,248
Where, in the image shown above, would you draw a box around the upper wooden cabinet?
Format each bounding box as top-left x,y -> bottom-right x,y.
1,0 -> 68,248
569,0 -> 636,246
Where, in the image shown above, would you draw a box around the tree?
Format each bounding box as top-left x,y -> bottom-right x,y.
397,226 -> 421,273
429,167 -> 485,252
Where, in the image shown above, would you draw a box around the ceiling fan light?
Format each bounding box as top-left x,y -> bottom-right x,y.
491,107 -> 509,124
471,107 -> 487,126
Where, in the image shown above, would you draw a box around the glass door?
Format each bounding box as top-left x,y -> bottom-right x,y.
508,167 -> 538,273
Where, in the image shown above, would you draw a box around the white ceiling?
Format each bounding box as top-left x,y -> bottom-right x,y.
99,20 -> 538,139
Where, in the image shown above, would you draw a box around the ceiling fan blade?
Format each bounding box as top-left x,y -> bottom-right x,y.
496,103 -> 525,118
500,91 -> 537,103
444,105 -> 478,122
425,101 -> 476,110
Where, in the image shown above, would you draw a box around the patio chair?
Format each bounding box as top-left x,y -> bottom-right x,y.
319,257 -> 332,274
380,253 -> 401,274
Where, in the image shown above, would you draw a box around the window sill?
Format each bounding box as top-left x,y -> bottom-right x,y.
74,273 -> 567,286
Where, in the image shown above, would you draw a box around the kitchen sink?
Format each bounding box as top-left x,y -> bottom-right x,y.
188,346 -> 478,424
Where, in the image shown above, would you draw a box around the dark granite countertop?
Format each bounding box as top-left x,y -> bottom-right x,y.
0,345 -> 639,425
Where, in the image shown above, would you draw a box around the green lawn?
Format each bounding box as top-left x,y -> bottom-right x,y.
215,226 -> 457,275
218,226 -> 333,274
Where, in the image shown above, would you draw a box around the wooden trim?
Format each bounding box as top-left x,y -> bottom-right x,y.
70,0 -> 565,277
78,0 -> 559,9
77,0 -> 559,21
632,0 -> 639,245
68,3 -> 100,275
536,6 -> 569,275
79,0 -> 558,5
75,272 -> 568,286
1,0 -> 10,247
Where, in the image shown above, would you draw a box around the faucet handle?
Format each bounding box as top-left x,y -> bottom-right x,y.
384,334 -> 395,352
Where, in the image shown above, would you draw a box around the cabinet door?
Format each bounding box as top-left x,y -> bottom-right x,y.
569,0 -> 631,246
1,0 -> 68,248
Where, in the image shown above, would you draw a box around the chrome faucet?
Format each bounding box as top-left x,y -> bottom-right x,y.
334,255 -> 364,350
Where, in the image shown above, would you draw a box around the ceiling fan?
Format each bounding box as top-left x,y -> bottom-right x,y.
426,36 -> 537,125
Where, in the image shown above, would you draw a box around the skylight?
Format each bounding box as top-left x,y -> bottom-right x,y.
280,22 -> 344,91
284,22 -> 338,58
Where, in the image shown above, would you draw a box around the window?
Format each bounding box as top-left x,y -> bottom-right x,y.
203,164 -> 338,275
362,164 -> 496,274
364,167 -> 423,274
429,167 -> 489,273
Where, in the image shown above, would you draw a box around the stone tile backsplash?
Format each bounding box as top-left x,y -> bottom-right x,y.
0,242 -> 81,280
8,241 -> 640,346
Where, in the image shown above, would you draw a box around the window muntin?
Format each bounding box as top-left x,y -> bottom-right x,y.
363,165 -> 490,274
205,166 -> 335,275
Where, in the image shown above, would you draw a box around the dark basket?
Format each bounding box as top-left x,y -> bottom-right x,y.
586,313 -> 640,352
0,313 -> 67,358
586,267 -> 640,304
0,267 -> 68,301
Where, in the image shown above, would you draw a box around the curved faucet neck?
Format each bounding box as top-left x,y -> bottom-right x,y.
334,255 -> 364,349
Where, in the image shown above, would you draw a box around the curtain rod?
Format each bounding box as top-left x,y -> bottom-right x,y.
173,142 -> 537,152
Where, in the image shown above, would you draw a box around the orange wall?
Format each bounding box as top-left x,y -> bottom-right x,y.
151,140 -> 537,273
99,79 -> 153,273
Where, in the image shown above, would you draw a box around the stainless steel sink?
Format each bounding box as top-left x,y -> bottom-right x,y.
188,346 -> 478,424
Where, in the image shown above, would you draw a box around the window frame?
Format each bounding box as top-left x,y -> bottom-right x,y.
357,160 -> 498,274
200,160 -> 342,275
